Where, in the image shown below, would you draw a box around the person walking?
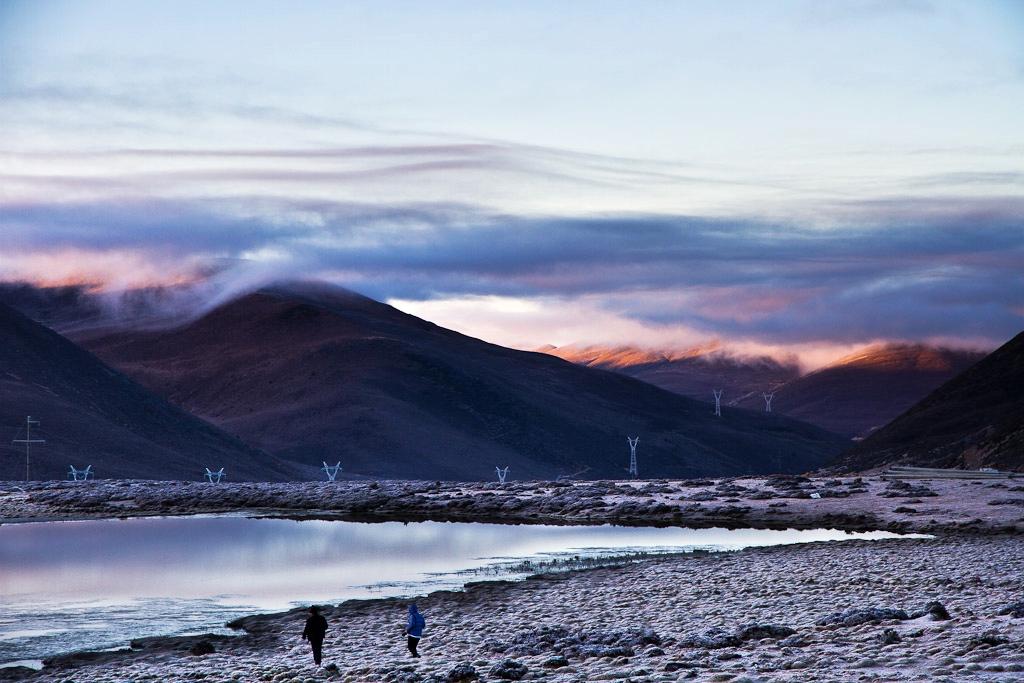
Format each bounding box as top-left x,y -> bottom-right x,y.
404,603 -> 425,658
302,605 -> 328,666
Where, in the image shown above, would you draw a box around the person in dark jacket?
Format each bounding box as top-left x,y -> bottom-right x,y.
302,605 -> 328,666
404,603 -> 425,657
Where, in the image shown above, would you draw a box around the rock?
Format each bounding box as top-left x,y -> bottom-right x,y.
487,626 -> 656,660
910,601 -> 952,620
998,601 -> 1024,618
386,666 -> 425,683
639,628 -> 662,646
0,666 -> 38,680
446,663 -> 478,682
778,635 -> 810,648
580,645 -> 634,659
189,640 -> 216,656
970,631 -> 1009,648
815,607 -> 910,627
678,627 -> 743,649
878,628 -> 901,645
736,623 -> 796,641
645,647 -> 665,657
489,660 -> 528,680
541,656 -> 569,669
878,481 -> 937,498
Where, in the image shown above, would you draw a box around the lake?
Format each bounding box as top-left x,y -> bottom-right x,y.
0,516 -> 910,666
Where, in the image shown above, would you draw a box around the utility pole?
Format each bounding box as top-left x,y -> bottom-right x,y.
12,416 -> 45,482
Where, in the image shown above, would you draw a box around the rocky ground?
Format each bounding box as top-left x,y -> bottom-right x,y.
3,474 -> 1024,534
3,475 -> 1024,683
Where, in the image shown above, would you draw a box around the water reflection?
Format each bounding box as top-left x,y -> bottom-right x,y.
0,517 -> 908,664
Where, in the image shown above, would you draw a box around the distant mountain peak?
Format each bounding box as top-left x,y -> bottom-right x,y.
827,342 -> 977,373
541,340 -> 739,370
825,330 -> 1024,473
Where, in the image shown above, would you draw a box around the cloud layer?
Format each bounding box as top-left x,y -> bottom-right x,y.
3,168 -> 1021,353
2,2 -> 1023,361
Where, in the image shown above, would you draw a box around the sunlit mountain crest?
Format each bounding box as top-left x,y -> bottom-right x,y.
827,343 -> 968,373
540,341 -> 726,369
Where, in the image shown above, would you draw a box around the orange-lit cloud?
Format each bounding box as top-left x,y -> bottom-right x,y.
0,248 -> 204,291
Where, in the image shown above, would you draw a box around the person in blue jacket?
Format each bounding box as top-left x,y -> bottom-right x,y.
404,603 -> 426,657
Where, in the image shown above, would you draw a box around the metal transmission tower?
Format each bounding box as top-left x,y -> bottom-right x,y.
67,465 -> 93,481
495,466 -> 509,483
627,437 -> 639,478
762,392 -> 775,413
204,467 -> 225,483
713,389 -> 723,417
12,416 -> 45,482
321,461 -> 343,481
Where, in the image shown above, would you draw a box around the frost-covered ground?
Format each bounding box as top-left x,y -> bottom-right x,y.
6,535 -> 1024,683
3,475 -> 1024,534
2,475 -> 1024,682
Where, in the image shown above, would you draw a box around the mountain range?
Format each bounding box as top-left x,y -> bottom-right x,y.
540,343 -> 985,439
1,281 -> 847,481
2,280 -> 1018,479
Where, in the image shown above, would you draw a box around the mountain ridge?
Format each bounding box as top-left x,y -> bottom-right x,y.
0,299 -> 302,481
541,341 -> 986,439
824,330 -> 1024,473
62,281 -> 849,480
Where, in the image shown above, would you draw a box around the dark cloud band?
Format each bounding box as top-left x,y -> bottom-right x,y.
2,193 -> 1021,348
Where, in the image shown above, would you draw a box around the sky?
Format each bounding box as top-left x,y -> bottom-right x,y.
1,0 -> 1022,367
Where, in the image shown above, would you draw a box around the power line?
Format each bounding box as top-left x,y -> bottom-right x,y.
12,416 -> 45,482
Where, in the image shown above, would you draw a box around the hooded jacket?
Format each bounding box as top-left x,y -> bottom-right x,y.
406,604 -> 425,638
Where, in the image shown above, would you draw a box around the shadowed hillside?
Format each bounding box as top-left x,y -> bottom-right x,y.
543,342 -> 984,440
540,343 -> 799,407
67,282 -> 849,480
733,344 -> 986,439
825,331 -> 1024,473
0,301 -> 303,482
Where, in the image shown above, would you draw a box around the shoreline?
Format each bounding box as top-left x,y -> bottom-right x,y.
4,534 -> 1024,682
3,475 -> 1024,682
3,474 -> 1024,535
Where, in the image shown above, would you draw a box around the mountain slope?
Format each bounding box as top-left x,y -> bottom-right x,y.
0,301 -> 302,481
825,331 -> 1024,473
69,283 -> 849,480
540,343 -> 799,406
543,342 -> 984,440
732,344 -> 986,439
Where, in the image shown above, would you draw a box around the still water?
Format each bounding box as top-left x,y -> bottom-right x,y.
0,516 -> 907,665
